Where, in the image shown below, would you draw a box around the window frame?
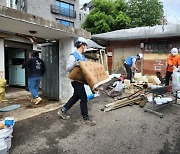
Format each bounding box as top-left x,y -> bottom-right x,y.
145,41 -> 180,53
56,18 -> 74,27
7,0 -> 17,9
55,0 -> 75,18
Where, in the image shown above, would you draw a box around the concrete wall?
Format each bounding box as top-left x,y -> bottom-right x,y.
59,38 -> 75,102
0,39 -> 5,78
0,0 -> 81,28
26,0 -> 53,20
26,0 -> 80,28
0,0 -> 7,6
143,53 -> 167,76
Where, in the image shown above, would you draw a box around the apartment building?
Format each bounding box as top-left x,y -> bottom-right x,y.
79,1 -> 93,26
0,0 -> 81,28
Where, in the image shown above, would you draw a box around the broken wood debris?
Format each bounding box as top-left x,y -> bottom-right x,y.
101,73 -> 163,112
102,89 -> 147,112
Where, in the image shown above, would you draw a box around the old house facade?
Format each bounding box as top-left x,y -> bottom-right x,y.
0,5 -> 90,102
92,24 -> 180,77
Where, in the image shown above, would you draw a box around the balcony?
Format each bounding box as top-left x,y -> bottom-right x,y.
51,4 -> 76,18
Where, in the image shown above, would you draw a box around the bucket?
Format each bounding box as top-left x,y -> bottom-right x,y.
0,128 -> 13,149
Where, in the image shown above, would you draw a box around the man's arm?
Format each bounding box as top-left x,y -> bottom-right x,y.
178,55 -> 180,66
66,55 -> 79,72
132,58 -> 138,71
167,56 -> 173,67
22,59 -> 30,69
41,61 -> 46,75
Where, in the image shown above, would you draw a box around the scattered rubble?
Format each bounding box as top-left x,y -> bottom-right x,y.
101,72 -> 177,113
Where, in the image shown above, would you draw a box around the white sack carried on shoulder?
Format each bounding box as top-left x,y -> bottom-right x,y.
172,67 -> 180,92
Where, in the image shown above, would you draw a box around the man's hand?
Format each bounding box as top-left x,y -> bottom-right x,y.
74,60 -> 80,66
133,66 -> 138,72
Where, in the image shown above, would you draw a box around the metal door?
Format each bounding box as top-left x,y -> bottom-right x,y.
41,42 -> 59,100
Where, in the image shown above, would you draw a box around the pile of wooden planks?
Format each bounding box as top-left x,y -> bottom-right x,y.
102,89 -> 147,112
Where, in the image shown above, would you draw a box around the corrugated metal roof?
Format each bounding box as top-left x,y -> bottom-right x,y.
92,23 -> 180,41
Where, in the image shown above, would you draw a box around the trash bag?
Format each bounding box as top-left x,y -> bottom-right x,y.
0,78 -> 6,103
0,78 -> 6,88
172,67 -> 180,92
0,91 -> 5,103
108,81 -> 124,97
84,85 -> 94,100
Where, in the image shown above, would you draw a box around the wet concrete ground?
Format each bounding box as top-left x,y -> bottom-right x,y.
9,94 -> 180,154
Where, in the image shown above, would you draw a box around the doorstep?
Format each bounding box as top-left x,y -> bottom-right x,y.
0,88 -> 63,122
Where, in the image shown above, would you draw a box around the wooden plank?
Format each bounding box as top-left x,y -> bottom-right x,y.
104,97 -> 142,112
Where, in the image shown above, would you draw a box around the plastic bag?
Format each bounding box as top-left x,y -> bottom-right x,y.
84,85 -> 94,100
0,79 -> 6,103
172,67 -> 180,92
0,78 -> 6,88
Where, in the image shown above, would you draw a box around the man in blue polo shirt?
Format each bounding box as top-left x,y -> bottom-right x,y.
124,53 -> 143,82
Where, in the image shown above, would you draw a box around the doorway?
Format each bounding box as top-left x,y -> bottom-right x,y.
5,47 -> 26,87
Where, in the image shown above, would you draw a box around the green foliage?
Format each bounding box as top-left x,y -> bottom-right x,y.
115,11 -> 131,30
82,0 -> 164,34
126,0 -> 164,27
83,11 -> 114,34
92,0 -> 114,15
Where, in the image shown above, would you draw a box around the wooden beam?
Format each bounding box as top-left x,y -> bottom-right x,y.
0,32 -> 11,38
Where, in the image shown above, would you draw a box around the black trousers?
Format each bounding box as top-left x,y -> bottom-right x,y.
64,81 -> 88,117
165,71 -> 173,86
124,63 -> 132,81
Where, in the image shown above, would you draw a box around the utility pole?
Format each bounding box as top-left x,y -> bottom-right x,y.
161,16 -> 167,32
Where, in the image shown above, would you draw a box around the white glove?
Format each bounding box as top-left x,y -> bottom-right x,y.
74,60 -> 79,66
172,66 -> 177,69
134,67 -> 138,72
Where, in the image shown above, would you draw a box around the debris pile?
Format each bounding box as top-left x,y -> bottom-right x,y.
102,89 -> 146,112
101,72 -> 168,112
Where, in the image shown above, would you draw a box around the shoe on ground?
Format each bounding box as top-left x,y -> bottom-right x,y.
83,117 -> 96,126
57,110 -> 70,120
35,97 -> 42,105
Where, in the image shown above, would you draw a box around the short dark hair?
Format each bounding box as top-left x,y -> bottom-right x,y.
32,51 -> 39,57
